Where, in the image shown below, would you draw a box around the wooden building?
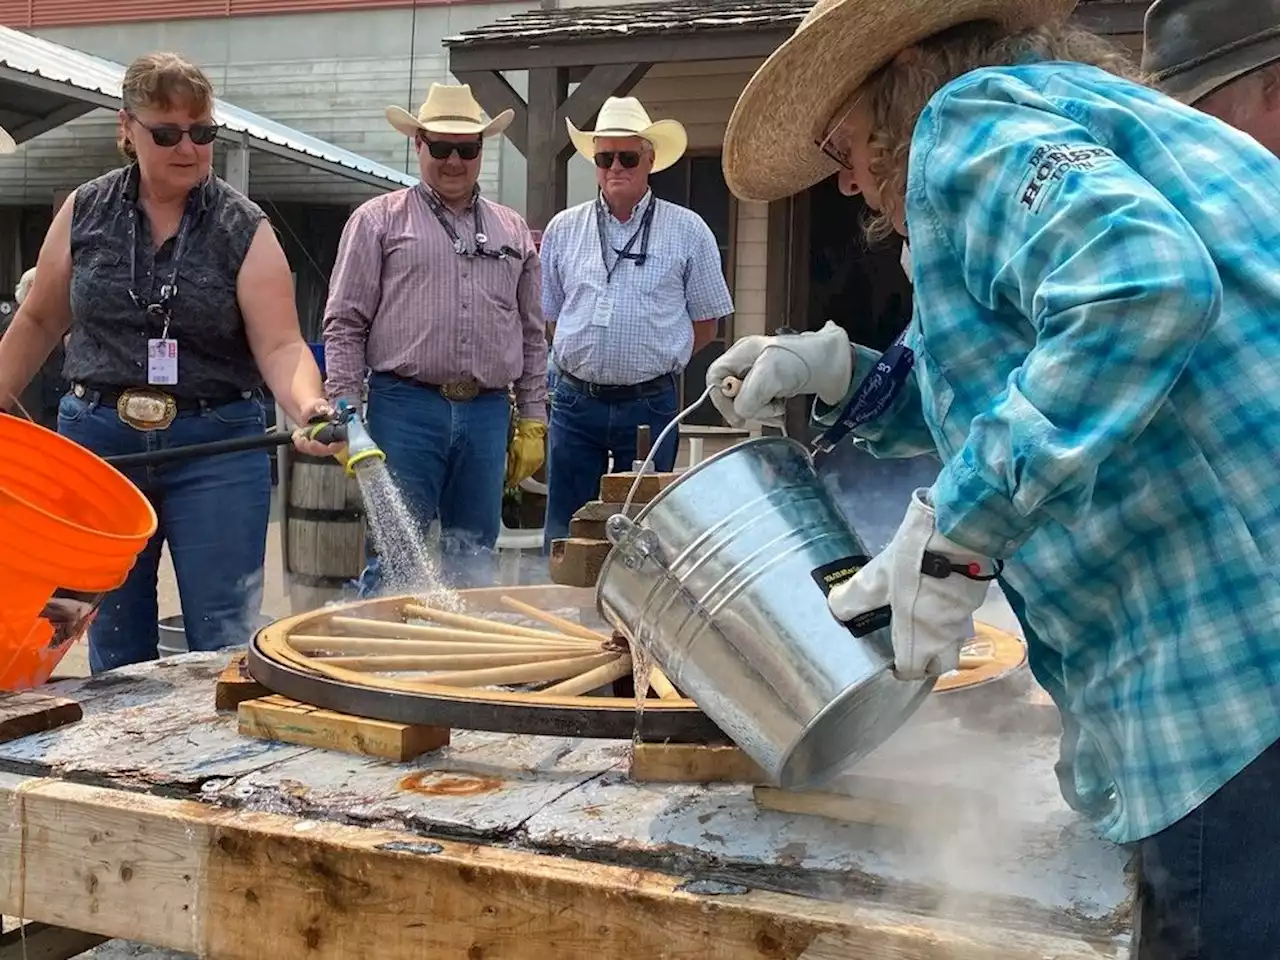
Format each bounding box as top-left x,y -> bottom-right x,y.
445,0 -> 1149,426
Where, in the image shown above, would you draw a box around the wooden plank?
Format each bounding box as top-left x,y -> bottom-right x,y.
598,471 -> 679,504
629,742 -> 765,784
0,921 -> 108,959
571,500 -> 643,522
548,537 -> 611,588
238,695 -> 450,762
215,654 -> 269,711
569,516 -> 607,540
0,773 -> 1125,959
753,776 -> 994,830
0,692 -> 81,744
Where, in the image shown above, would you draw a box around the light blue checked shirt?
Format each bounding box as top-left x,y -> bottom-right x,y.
540,190 -> 735,385
820,62 -> 1280,844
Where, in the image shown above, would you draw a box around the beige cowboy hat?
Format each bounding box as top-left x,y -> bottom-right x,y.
386,82 -> 514,139
722,0 -> 1078,203
566,97 -> 688,173
0,126 -> 14,155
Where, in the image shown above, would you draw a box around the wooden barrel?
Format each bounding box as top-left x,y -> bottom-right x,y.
283,449 -> 367,612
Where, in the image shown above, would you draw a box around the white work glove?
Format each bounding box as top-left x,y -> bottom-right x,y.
828,488 -> 1001,681
706,320 -> 854,428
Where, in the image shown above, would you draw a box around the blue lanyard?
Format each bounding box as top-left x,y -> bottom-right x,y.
810,327 -> 916,457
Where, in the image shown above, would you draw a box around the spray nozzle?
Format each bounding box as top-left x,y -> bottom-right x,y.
304,400 -> 386,476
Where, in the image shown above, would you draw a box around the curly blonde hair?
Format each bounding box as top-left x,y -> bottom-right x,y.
856,19 -> 1142,244
117,52 -> 216,161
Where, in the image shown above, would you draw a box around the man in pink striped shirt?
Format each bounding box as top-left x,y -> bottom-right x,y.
322,84 -> 547,592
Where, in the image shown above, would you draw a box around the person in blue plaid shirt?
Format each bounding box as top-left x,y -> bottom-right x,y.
713,0 -> 1280,955
539,97 -> 735,550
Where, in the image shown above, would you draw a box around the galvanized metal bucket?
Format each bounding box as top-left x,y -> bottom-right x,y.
596,436 -> 933,790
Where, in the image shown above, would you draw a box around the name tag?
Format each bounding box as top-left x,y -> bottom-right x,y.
147,338 -> 179,386
592,292 -> 613,329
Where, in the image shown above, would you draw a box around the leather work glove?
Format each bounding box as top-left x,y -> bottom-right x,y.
506,418 -> 547,489
828,488 -> 1001,681
705,321 -> 854,428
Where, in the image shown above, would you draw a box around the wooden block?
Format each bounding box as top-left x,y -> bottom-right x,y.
598,472 -> 678,504
0,692 -> 81,744
569,516 -> 607,540
215,655 -> 269,711
630,743 -> 766,784
571,500 -> 644,522
754,776 -> 994,829
237,694 -> 450,762
548,537 -> 611,588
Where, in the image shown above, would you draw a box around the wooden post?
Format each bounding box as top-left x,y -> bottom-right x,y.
526,66 -> 569,232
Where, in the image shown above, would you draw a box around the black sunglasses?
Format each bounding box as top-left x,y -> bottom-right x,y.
594,150 -> 642,170
128,112 -> 219,148
420,137 -> 483,161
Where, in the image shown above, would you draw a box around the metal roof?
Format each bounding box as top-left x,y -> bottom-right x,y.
444,0 -> 1148,49
0,24 -> 418,191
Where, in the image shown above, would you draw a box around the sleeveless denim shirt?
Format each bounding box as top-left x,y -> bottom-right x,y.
65,165 -> 267,401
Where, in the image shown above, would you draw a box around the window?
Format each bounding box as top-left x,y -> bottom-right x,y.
649,153 -> 736,426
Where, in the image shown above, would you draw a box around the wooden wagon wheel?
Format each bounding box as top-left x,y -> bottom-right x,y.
246,585 -> 1027,742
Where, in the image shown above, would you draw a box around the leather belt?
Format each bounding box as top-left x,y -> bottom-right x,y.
378,371 -> 505,403
555,369 -> 676,402
73,383 -> 253,432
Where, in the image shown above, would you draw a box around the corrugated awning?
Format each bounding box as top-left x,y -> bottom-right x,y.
0,24 -> 418,191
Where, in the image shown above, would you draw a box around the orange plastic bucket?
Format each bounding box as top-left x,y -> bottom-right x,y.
0,415 -> 157,689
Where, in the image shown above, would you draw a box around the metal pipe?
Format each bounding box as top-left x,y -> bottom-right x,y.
104,430 -> 295,469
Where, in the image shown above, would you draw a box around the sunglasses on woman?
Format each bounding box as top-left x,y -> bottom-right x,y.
594,151 -> 642,170
419,137 -> 483,161
128,112 -> 220,147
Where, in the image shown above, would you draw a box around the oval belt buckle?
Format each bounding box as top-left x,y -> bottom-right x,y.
441,379 -> 480,402
117,388 -> 177,431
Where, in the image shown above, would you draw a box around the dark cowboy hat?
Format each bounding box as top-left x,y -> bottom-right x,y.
1143,0 -> 1280,104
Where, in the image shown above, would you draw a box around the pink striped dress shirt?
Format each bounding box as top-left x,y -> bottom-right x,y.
322,185 -> 548,421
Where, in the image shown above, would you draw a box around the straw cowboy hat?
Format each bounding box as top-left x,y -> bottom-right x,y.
1143,0 -> 1280,105
722,0 -> 1078,202
386,83 -> 514,139
566,97 -> 688,173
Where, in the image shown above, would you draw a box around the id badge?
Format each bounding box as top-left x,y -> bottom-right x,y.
147,338 -> 179,385
591,291 -> 613,328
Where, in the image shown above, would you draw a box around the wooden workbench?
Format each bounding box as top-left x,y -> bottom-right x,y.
0,650 -> 1133,959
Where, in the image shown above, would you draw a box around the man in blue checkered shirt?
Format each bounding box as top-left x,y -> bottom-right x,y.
713,0 -> 1280,955
539,97 -> 734,551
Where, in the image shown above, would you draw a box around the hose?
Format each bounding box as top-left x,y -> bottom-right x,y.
103,429 -> 297,469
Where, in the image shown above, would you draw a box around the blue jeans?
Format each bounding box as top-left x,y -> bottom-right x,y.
360,372 -> 509,592
543,375 -> 679,551
1131,735 -> 1280,958
56,391 -> 271,674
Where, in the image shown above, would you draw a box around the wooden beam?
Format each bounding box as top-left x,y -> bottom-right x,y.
0,921 -> 108,959
0,773 -> 1126,959
7,102 -> 93,144
525,66 -> 569,231
447,29 -> 789,73
554,62 -> 651,133
452,69 -> 530,155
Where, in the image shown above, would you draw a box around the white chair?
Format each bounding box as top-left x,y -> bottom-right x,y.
496,476 -> 548,585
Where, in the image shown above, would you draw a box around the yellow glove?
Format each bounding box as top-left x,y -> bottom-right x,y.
506,418 -> 547,489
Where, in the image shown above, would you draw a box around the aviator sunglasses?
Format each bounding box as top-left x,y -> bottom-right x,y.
128,111 -> 220,148
418,135 -> 483,161
594,150 -> 642,170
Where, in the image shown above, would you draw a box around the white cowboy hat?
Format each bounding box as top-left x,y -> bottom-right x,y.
386,83 -> 514,139
722,0 -> 1078,203
566,97 -> 688,173
0,126 -> 14,155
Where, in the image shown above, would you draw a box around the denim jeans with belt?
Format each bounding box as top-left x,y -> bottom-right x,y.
56,390 -> 271,673
359,372 -> 509,593
543,373 -> 679,552
1130,734 -> 1280,958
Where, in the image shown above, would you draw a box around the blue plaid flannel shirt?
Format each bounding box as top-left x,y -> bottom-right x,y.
818,62 -> 1280,844
540,190 -> 735,385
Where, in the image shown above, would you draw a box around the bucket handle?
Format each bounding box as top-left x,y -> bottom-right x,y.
605,514 -> 666,573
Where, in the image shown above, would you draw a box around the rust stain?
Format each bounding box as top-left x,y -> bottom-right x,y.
397,771 -> 504,797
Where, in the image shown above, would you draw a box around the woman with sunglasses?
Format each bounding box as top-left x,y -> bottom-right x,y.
0,51 -> 339,674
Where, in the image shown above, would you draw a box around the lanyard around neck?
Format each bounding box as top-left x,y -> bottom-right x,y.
127,198 -> 196,337
596,193 -> 656,283
420,185 -> 516,260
